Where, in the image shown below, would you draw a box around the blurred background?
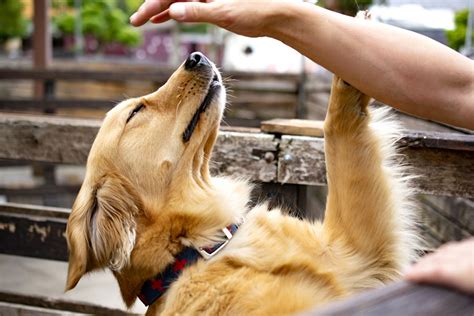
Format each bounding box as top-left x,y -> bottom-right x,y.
0,0 -> 473,314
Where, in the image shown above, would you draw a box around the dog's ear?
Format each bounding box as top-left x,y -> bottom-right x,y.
65,174 -> 141,291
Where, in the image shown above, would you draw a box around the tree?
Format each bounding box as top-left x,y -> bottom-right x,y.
54,0 -> 142,47
446,9 -> 472,52
0,0 -> 27,43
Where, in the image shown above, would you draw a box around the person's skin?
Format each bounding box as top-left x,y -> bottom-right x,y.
130,0 -> 474,130
405,238 -> 474,294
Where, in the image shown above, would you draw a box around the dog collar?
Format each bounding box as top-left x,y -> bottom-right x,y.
138,224 -> 239,306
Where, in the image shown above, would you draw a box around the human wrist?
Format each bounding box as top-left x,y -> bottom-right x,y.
266,2 -> 324,43
261,2 -> 297,38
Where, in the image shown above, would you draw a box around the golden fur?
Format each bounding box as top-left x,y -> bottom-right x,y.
65,56 -> 418,315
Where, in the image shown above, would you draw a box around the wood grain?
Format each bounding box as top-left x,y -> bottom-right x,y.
261,119 -> 324,137
0,291 -> 138,316
305,281 -> 474,316
277,135 -> 474,198
1,113 -> 473,197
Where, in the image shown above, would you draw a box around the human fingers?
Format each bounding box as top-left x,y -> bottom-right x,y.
405,239 -> 474,293
150,10 -> 172,24
150,0 -> 209,25
168,1 -> 222,24
130,0 -> 174,26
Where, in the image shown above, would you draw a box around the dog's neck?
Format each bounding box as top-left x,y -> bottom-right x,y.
137,223 -> 240,306
115,176 -> 251,308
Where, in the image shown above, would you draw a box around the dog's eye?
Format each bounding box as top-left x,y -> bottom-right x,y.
126,103 -> 145,123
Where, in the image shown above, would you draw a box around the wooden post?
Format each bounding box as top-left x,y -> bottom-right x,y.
33,0 -> 52,98
33,0 -> 55,206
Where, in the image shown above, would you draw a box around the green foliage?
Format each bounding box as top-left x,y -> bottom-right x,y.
124,0 -> 142,15
53,0 -> 142,47
0,0 -> 27,41
446,9 -> 472,51
55,14 -> 76,34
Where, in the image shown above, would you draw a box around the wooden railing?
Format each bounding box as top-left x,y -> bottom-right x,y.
1,202 -> 473,315
0,68 -> 304,125
1,113 -> 473,197
0,113 -> 473,314
305,281 -> 474,316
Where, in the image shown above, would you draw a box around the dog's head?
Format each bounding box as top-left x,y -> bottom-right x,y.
65,53 -> 246,304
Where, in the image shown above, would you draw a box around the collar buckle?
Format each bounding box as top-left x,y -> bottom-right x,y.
196,227 -> 233,260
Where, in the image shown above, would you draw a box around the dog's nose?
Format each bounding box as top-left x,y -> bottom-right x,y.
185,52 -> 211,70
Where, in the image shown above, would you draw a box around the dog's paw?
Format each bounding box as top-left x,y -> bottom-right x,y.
330,76 -> 371,116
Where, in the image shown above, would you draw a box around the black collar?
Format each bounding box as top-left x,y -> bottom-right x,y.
137,224 -> 239,306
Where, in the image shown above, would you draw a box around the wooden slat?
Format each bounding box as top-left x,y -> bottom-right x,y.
0,113 -> 278,181
261,119 -> 324,137
400,131 -> 474,151
211,131 -> 278,183
305,281 -> 474,316
0,98 -> 296,112
0,202 -> 70,219
1,202 -> 472,315
0,68 -> 300,84
0,184 -> 80,197
0,203 -> 69,261
0,291 -> 138,316
1,114 -> 474,197
0,99 -> 116,109
278,134 -> 474,198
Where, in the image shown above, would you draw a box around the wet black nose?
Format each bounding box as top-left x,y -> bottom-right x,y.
185,52 -> 210,70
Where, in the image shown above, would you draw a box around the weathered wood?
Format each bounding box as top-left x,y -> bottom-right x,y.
0,184 -> 79,197
0,113 -> 278,182
401,146 -> 474,197
305,281 -> 474,316
419,200 -> 472,243
0,99 -> 116,109
1,114 -> 474,196
279,135 -> 327,185
0,114 -> 100,165
211,131 -> 278,182
399,131 -> 474,151
0,97 -> 295,111
278,134 -> 474,198
1,202 -> 472,315
0,203 -> 69,261
0,291 -> 138,316
261,119 -> 324,137
0,68 -> 299,86
0,302 -> 78,316
0,202 -> 70,219
420,195 -> 474,234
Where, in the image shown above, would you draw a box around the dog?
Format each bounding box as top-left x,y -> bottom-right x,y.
65,52 -> 418,315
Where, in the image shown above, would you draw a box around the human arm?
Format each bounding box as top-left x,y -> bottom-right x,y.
130,1 -> 474,129
404,238 -> 474,294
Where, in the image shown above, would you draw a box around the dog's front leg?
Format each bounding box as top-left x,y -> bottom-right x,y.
322,76 -> 413,283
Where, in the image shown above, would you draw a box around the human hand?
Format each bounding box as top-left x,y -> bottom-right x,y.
129,0 -> 292,38
404,238 -> 474,294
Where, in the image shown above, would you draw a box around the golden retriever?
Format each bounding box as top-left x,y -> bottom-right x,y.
65,52 -> 417,315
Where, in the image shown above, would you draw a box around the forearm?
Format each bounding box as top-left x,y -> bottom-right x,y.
268,3 -> 474,129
